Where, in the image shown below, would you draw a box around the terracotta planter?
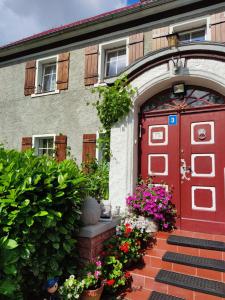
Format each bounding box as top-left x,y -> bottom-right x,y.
80,284 -> 104,300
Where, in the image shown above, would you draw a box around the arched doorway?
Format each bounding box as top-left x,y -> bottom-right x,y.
140,85 -> 225,234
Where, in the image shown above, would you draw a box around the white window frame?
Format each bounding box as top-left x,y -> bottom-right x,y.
169,16 -> 211,42
97,38 -> 129,83
178,27 -> 207,43
31,55 -> 59,98
104,46 -> 127,78
32,134 -> 56,157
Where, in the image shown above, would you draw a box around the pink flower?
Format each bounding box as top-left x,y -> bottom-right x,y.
94,270 -> 101,279
95,260 -> 102,267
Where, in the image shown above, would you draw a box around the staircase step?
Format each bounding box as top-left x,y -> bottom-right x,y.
167,235 -> 225,251
155,270 -> 225,298
163,251 -> 225,272
149,291 -> 185,300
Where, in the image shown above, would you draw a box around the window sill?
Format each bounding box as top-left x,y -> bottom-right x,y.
94,82 -> 108,87
31,90 -> 60,98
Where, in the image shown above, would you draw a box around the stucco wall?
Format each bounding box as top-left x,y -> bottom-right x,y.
0,49 -> 100,164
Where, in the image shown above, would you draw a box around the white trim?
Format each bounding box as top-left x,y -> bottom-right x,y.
98,37 -> 129,83
148,154 -> 168,176
191,121 -> 215,145
32,134 -> 56,156
31,90 -> 60,98
149,125 -> 168,146
192,186 -> 216,211
191,154 -> 215,177
169,16 -> 211,41
34,55 -> 58,95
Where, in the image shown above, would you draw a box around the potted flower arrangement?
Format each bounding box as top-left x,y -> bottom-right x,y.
103,218 -> 152,269
59,275 -> 84,300
102,255 -> 132,296
80,259 -> 104,300
126,180 -> 177,231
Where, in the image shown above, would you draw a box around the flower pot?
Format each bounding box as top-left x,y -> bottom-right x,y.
145,217 -> 158,233
135,216 -> 158,233
80,197 -> 101,225
80,284 -> 104,300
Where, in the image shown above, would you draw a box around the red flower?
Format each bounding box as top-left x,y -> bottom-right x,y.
106,279 -> 115,286
119,242 -> 130,253
125,272 -> 131,278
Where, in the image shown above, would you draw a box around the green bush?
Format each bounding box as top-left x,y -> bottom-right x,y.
85,159 -> 109,201
0,148 -> 87,299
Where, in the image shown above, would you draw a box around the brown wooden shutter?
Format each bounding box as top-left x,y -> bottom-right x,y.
129,33 -> 144,64
84,45 -> 99,86
24,61 -> 36,96
55,135 -> 67,162
210,13 -> 225,43
82,134 -> 96,165
152,27 -> 169,51
22,137 -> 32,151
57,52 -> 70,90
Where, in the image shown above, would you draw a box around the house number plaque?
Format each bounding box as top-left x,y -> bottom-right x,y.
152,131 -> 163,140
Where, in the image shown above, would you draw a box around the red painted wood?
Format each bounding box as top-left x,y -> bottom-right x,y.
140,110 -> 225,234
140,114 -> 181,225
180,111 -> 225,234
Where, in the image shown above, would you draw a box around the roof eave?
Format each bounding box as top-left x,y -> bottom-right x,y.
0,0 -> 221,59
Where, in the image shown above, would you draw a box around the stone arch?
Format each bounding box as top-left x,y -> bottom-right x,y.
109,45 -> 225,212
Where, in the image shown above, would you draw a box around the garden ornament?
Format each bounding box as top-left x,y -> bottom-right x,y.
44,277 -> 60,300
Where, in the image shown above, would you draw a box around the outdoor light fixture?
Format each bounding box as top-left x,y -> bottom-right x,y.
167,33 -> 179,48
173,83 -> 185,95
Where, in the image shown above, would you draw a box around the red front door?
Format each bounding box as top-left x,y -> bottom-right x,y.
140,110 -> 225,234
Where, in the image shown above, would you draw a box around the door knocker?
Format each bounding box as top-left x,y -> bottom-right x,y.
198,128 -> 207,140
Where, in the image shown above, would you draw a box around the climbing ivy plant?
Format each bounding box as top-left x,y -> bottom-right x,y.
91,75 -> 136,160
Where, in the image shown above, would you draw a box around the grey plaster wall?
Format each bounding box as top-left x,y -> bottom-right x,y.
0,48 -> 100,165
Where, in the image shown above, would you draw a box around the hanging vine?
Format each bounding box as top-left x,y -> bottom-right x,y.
90,75 -> 136,161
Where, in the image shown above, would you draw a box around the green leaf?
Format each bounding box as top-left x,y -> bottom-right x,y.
34,211 -> 48,217
0,279 -> 17,296
63,242 -> 71,253
22,199 -> 30,207
53,243 -> 60,250
58,174 -> 64,185
4,264 -> 17,276
4,239 -> 18,250
26,216 -> 34,227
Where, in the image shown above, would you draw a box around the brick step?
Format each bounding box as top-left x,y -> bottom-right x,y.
167,235 -> 225,251
155,269 -> 225,298
142,254 -> 224,282
127,230 -> 225,299
153,237 -> 224,260
124,285 -> 225,300
163,251 -> 225,272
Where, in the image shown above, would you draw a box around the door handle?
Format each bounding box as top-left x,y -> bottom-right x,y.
184,166 -> 192,173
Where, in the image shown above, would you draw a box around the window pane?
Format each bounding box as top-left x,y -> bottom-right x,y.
44,64 -> 56,75
42,64 -> 56,92
47,149 -> 54,157
106,61 -> 117,77
191,29 -> 205,42
47,138 -> 54,148
106,51 -> 118,63
105,48 -> 126,77
179,33 -> 191,42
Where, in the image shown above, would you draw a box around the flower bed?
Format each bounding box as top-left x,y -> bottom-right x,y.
59,216 -> 154,299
